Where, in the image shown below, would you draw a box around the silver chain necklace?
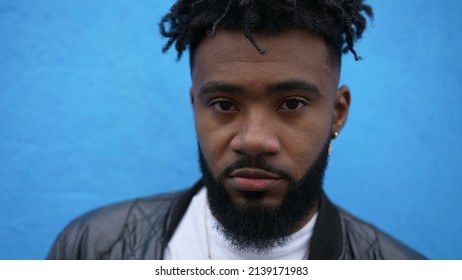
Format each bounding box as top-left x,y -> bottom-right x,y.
204,199 -> 212,260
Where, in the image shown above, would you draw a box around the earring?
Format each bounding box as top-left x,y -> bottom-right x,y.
329,131 -> 339,154
332,131 -> 339,139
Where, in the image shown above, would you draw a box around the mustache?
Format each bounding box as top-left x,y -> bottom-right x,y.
219,157 -> 290,180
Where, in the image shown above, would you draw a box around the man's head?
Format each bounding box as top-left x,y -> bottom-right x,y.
160,0 -> 373,67
160,0 -> 372,252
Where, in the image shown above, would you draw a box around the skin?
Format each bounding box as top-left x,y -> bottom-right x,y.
190,29 -> 350,224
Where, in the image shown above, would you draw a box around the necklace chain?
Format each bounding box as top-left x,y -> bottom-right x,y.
204,199 -> 212,260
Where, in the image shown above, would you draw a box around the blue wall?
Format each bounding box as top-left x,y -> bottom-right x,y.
0,0 -> 461,259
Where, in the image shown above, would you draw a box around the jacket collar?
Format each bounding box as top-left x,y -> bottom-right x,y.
164,180 -> 204,243
307,194 -> 343,259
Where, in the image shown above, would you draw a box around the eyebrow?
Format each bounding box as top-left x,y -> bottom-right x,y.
267,80 -> 321,97
198,81 -> 245,97
198,79 -> 321,98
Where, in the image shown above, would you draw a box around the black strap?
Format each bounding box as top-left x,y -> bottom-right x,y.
308,194 -> 343,260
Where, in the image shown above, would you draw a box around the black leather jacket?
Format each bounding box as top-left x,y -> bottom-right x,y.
47,181 -> 425,259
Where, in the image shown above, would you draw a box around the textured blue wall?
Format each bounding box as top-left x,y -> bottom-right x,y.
0,0 -> 461,259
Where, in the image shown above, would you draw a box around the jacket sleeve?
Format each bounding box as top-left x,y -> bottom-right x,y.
47,186 -> 203,260
339,209 -> 426,260
375,229 -> 427,260
46,201 -> 135,260
47,219 -> 88,259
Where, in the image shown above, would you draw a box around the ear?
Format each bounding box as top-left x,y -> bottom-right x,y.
190,88 -> 195,105
332,85 -> 351,135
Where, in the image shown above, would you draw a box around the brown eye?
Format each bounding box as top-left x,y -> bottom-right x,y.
285,100 -> 300,109
211,100 -> 237,112
219,101 -> 232,110
279,98 -> 308,110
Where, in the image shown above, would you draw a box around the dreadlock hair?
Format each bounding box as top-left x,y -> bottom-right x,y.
159,0 -> 373,67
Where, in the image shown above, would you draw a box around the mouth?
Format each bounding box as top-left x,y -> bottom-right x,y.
228,168 -> 283,192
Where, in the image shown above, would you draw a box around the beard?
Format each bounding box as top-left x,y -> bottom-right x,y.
199,140 -> 330,253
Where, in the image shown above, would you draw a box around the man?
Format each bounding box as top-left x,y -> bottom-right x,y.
48,0 -> 425,259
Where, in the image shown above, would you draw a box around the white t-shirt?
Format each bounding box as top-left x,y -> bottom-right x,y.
164,187 -> 318,259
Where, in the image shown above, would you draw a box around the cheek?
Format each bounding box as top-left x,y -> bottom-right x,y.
278,114 -> 331,179
193,107 -> 233,176
193,106 -> 211,155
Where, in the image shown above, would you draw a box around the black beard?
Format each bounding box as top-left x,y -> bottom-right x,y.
199,141 -> 330,253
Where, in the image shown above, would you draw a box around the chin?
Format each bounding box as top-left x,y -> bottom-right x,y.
198,141 -> 329,252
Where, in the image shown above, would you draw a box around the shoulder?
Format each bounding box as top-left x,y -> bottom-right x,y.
338,208 -> 426,259
47,190 -> 187,259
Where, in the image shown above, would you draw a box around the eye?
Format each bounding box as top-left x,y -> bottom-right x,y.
279,98 -> 308,111
210,100 -> 238,112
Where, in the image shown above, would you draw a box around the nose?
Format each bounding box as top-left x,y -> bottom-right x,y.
229,113 -> 281,157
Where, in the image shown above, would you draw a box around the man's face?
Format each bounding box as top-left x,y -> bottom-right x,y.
190,29 -> 350,249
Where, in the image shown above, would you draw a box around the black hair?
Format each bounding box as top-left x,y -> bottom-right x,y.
159,0 -> 373,67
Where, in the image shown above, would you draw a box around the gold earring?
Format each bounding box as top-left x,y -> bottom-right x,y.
329,132 -> 339,154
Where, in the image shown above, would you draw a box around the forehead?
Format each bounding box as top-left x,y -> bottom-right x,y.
191,30 -> 339,91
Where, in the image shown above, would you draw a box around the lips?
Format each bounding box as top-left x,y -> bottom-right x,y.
229,168 -> 282,192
